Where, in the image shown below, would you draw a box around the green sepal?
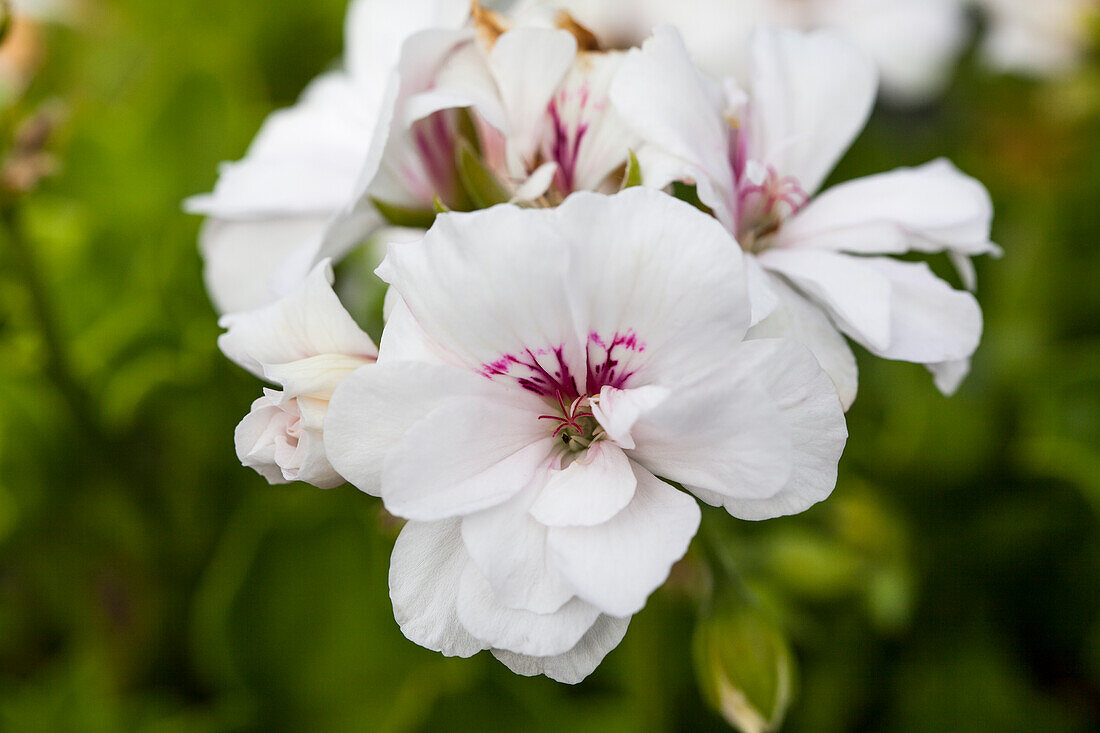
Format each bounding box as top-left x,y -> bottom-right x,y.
622,150 -> 643,189
433,195 -> 451,214
370,197 -> 437,229
672,182 -> 715,216
455,138 -> 510,209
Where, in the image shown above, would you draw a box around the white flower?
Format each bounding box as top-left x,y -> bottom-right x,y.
219,261 -> 378,488
517,0 -> 968,104
324,188 -> 847,682
349,4 -> 639,227
977,0 -> 1097,77
185,0 -> 470,313
611,27 -> 1000,409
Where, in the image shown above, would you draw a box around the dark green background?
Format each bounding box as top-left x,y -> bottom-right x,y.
1,1 -> 1098,730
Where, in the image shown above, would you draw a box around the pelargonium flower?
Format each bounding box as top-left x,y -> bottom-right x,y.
517,0 -> 968,104
977,0 -> 1097,77
324,188 -> 847,682
219,261 -> 378,488
185,0 -> 469,313
345,2 -> 640,230
611,27 -> 1000,409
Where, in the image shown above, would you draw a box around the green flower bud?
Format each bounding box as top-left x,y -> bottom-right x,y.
693,599 -> 794,733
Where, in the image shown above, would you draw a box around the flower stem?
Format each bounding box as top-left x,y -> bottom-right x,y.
2,201 -> 102,441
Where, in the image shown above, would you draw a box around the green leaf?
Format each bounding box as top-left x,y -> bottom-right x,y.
370,197 -> 436,229
455,138 -> 510,209
622,150 -> 643,189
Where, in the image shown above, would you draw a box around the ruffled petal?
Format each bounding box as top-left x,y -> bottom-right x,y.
745,28 -> 877,195
491,614 -> 630,684
700,339 -> 847,520
529,442 -> 638,527
217,260 -> 378,378
747,271 -> 858,411
461,478 -> 576,614
389,519 -> 487,657
456,562 -> 601,657
546,466 -> 700,617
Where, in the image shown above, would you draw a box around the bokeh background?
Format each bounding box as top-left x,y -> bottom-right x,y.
1,1 -> 1098,730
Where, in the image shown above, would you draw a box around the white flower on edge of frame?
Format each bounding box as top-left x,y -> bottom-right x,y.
610,26 -> 1001,409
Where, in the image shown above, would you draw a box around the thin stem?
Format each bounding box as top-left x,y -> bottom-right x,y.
2,202 -> 103,441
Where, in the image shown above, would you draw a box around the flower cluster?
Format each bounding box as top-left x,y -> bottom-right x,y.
189,0 -> 1000,683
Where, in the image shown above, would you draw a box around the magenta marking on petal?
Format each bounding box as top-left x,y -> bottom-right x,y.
479,331 -> 647,402
546,97 -> 590,194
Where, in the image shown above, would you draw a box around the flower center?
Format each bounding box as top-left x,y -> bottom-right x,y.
736,164 -> 808,253
480,330 -> 647,451
538,393 -> 604,452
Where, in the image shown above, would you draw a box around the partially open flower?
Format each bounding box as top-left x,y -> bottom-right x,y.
349,1 -> 641,232
324,188 -> 847,681
611,27 -> 1000,408
219,261 -> 378,488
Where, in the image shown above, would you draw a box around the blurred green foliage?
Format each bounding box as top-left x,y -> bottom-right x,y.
0,2 -> 1098,730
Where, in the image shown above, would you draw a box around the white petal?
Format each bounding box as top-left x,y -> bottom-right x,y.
269,207 -> 383,301
456,562 -> 601,657
589,385 -> 671,450
546,51 -> 638,193
704,339 -> 847,520
490,28 -> 578,177
290,426 -> 345,489
747,271 -> 858,411
745,255 -> 780,327
461,479 -> 576,614
389,519 -> 487,657
529,442 -> 637,527
184,74 -> 370,219
217,260 -> 378,378
629,363 -> 793,501
555,189 -> 751,388
745,28 -> 877,195
609,26 -> 737,228
198,216 -> 325,315
491,614 -> 630,684
234,397 -> 292,485
756,248 -> 892,353
511,161 -> 558,203
261,354 -> 372,400
345,0 -> 470,94
547,466 -> 700,617
860,257 -> 983,364
928,358 -> 971,396
376,205 -> 581,378
778,160 -> 997,258
325,361 -> 508,496
376,294 -> 450,366
382,397 -> 554,521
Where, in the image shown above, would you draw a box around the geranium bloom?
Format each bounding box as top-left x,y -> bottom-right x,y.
517,0 -> 968,103
347,2 -> 639,228
219,261 -> 378,488
611,27 -> 999,408
324,189 -> 847,682
978,0 -> 1097,77
185,0 -> 469,313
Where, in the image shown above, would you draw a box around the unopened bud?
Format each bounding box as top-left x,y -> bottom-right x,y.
693,599 -> 794,733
